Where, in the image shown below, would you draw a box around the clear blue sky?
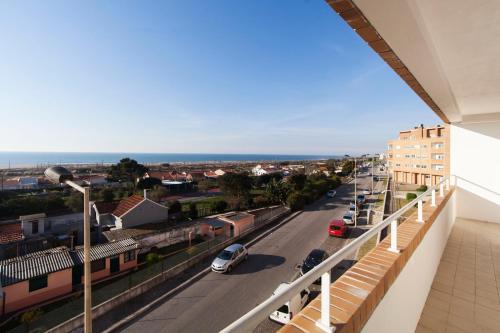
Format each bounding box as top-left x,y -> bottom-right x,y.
0,0 -> 440,155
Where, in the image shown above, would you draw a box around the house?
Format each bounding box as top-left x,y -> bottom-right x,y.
0,238 -> 138,315
0,177 -> 39,190
251,165 -> 267,176
19,213 -> 46,237
187,170 -> 206,182
144,171 -> 190,182
92,192 -> 168,230
218,212 -> 254,237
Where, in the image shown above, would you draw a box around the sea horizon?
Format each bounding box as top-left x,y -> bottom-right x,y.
0,151 -> 343,169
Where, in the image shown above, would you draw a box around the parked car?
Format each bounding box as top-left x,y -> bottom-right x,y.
343,211 -> 355,225
357,194 -> 366,204
269,283 -> 310,324
349,205 -> 360,217
362,188 -> 371,195
326,190 -> 337,198
328,219 -> 348,238
211,243 -> 248,273
300,249 -> 329,276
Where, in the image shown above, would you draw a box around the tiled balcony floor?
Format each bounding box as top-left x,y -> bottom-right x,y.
417,218 -> 500,333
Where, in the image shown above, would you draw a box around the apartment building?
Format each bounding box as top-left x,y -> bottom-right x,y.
387,124 -> 449,186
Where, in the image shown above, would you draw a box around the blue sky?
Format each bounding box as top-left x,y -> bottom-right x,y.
0,0 -> 440,155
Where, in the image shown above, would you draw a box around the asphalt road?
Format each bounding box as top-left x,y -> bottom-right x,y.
119,174 -> 375,333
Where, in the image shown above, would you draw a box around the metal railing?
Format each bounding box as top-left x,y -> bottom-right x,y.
221,176 -> 453,333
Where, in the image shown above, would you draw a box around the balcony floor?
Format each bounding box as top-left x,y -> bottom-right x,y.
417,218 -> 500,333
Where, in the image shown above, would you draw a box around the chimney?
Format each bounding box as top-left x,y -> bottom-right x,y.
144,189 -> 147,199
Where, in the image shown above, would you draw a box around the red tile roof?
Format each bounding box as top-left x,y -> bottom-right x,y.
94,201 -> 119,214
0,222 -> 23,244
113,195 -> 144,217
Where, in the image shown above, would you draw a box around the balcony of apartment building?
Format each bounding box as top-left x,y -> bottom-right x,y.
221,0 -> 500,332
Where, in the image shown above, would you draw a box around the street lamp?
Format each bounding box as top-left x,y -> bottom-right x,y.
44,166 -> 92,333
354,157 -> 357,228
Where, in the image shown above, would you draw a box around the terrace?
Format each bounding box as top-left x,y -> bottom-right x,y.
221,0 -> 500,332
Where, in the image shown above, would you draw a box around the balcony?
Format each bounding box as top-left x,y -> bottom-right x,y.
221,174 -> 500,332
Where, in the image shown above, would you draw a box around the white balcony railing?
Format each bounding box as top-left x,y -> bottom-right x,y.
220,176 -> 452,333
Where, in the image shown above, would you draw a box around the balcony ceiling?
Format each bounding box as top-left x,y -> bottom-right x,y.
352,0 -> 500,123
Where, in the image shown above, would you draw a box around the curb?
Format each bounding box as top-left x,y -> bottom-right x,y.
103,210 -> 303,333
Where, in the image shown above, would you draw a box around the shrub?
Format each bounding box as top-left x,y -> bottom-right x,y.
253,195 -> 268,208
188,202 -> 198,219
168,200 -> 182,214
287,191 -> 307,211
406,193 -> 418,201
416,185 -> 428,192
146,253 -> 161,265
210,199 -> 228,213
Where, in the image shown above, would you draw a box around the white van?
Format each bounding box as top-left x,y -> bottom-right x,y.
269,283 -> 310,324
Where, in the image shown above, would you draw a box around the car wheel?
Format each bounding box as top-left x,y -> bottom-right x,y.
244,254 -> 248,261
227,265 -> 232,273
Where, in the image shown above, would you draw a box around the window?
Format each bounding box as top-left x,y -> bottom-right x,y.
432,164 -> 444,171
32,221 -> 38,234
124,250 -> 136,263
91,258 -> 106,272
432,142 -> 444,149
29,275 -> 48,292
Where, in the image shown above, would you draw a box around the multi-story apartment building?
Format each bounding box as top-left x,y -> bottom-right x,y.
387,124 -> 449,186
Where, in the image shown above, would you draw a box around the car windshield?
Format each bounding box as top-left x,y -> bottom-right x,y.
343,215 -> 352,220
306,250 -> 324,263
357,195 -> 365,199
331,225 -> 341,230
217,250 -> 233,260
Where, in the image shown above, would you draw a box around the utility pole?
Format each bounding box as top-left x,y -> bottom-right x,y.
371,154 -> 374,193
354,157 -> 357,228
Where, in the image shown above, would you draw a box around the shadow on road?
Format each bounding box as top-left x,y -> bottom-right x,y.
231,254 -> 286,275
347,227 -> 368,239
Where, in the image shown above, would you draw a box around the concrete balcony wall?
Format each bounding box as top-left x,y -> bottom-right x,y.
361,190 -> 457,333
451,122 -> 500,224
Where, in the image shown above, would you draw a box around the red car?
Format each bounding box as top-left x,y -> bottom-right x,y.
328,219 -> 348,238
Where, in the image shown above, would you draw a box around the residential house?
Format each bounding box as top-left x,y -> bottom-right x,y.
0,238 -> 138,315
92,192 -> 169,230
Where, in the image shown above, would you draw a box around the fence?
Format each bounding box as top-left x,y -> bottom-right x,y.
3,206 -> 290,333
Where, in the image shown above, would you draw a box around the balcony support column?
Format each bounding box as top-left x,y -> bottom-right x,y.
431,189 -> 436,207
388,219 -> 400,253
417,200 -> 424,223
316,272 -> 334,333
440,183 -> 444,197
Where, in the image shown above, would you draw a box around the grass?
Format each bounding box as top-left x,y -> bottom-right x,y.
356,234 -> 379,260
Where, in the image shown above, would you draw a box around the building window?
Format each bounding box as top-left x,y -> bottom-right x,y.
91,258 -> 106,272
432,164 -> 444,171
32,221 -> 38,234
124,250 -> 136,263
29,275 -> 48,292
432,142 -> 444,149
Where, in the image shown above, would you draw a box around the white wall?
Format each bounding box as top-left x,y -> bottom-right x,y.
451,122 -> 500,223
362,191 -> 456,333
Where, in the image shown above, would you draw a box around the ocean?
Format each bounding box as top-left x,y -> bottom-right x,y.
0,152 -> 339,168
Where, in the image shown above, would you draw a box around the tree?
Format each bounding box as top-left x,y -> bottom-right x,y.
21,308 -> 43,332
287,191 -> 307,211
100,188 -> 115,202
210,199 -> 228,213
288,174 -> 307,191
66,192 -> 84,212
197,178 -> 217,193
108,158 -> 148,186
149,186 -> 168,202
137,177 -> 161,190
341,160 -> 355,175
255,173 -> 283,188
217,173 -> 253,201
265,179 -> 290,204
168,200 -> 182,214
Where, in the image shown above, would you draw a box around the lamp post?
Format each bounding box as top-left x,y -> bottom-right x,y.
354,157 -> 357,228
44,166 -> 92,333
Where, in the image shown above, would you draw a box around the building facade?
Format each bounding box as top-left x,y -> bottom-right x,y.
387,124 -> 449,186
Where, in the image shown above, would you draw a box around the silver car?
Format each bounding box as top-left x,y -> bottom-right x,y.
211,243 -> 248,273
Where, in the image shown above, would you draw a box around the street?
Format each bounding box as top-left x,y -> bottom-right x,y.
113,174 -> 379,333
